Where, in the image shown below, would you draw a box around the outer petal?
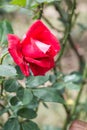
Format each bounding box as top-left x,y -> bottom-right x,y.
30,63 -> 54,76
39,31 -> 61,57
7,34 -> 29,76
19,61 -> 30,77
25,57 -> 55,68
21,20 -> 61,57
8,34 -> 23,65
22,38 -> 50,58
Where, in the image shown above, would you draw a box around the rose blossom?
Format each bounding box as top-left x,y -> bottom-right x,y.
7,20 -> 61,76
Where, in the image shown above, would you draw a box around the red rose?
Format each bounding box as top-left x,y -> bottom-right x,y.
7,20 -> 60,76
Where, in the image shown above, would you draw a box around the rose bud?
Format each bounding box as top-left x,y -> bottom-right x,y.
69,120 -> 87,130
7,20 -> 60,76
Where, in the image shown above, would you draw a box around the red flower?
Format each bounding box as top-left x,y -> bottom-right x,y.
7,20 -> 61,76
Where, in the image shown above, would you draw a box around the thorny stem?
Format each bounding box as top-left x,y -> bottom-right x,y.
43,3 -> 84,127
43,5 -> 84,72
71,64 -> 87,116
62,64 -> 87,130
54,0 -> 76,63
0,80 -> 4,96
0,51 -> 11,120
42,15 -> 83,72
56,1 -> 86,130
53,0 -> 86,130
0,52 -> 8,95
0,52 -> 8,64
69,36 -> 85,72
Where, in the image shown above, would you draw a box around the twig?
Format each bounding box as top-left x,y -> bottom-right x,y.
54,1 -> 81,130
42,15 -> 63,32
38,3 -> 44,19
61,65 -> 87,129
54,0 -> 76,63
69,36 -> 85,72
0,52 -> 8,64
42,8 -> 84,72
0,80 -> 4,96
42,1 -> 85,130
71,64 -> 87,116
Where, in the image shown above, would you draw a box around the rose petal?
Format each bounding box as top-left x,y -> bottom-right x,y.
7,20 -> 61,77
7,34 -> 29,76
35,39 -> 51,53
22,38 -> 49,58
19,62 -> 30,77
30,63 -> 53,76
40,31 -> 61,56
8,34 -> 23,65
25,57 -> 54,68
22,20 -> 60,57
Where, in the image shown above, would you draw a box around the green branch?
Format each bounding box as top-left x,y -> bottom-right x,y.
69,36 -> 85,72
38,3 -> 44,19
71,64 -> 87,116
54,0 -> 76,63
0,52 -> 8,64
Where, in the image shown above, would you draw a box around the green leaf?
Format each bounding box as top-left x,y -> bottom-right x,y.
2,53 -> 13,65
33,88 -> 64,104
77,23 -> 87,31
17,88 -> 33,105
22,120 -> 40,130
10,0 -> 26,7
28,96 -> 39,109
49,75 -> 56,83
80,103 -> 87,112
65,82 -> 80,90
22,89 -> 33,105
3,118 -> 20,130
0,65 -> 17,77
26,75 -> 49,88
3,78 -> 20,92
64,72 -> 82,83
53,82 -> 80,90
15,66 -> 24,80
10,96 -> 19,106
16,87 -> 24,101
17,108 -> 37,119
0,20 -> 13,45
52,82 -> 65,90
